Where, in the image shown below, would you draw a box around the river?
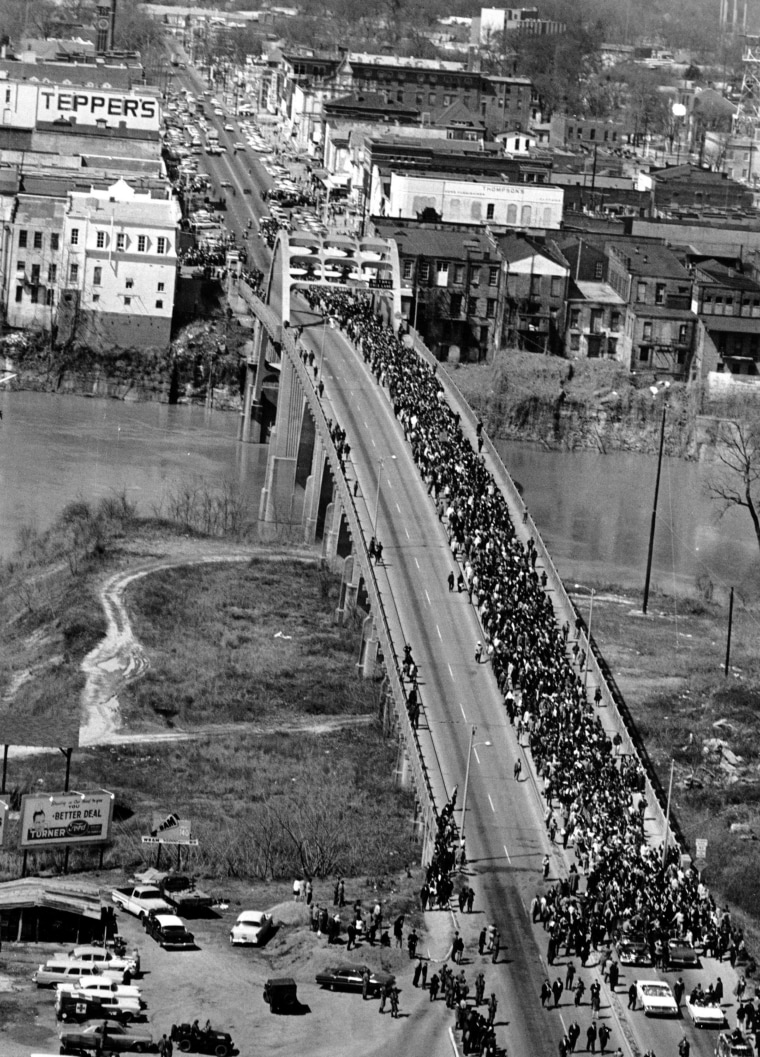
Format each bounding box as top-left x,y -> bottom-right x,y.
0,391 -> 757,600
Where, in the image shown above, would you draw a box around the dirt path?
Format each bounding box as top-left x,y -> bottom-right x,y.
79,541 -> 347,747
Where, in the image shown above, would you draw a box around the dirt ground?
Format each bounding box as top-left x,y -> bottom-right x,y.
0,871 -> 457,1057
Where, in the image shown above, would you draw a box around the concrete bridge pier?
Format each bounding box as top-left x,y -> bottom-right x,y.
358,614 -> 381,679
258,353 -> 303,534
322,499 -> 343,564
239,318 -> 267,443
394,745 -> 412,789
303,433 -> 326,544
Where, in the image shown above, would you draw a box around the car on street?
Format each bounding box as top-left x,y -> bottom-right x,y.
636,979 -> 679,1016
716,1030 -> 755,1057
220,181 -> 233,189
59,1020 -> 153,1053
667,936 -> 700,968
617,934 -> 652,967
315,964 -> 396,994
69,945 -> 139,976
233,142 -> 246,151
58,979 -> 143,1002
263,977 -> 299,1014
686,994 -> 726,1028
34,960 -> 126,988
214,108 -> 224,115
145,911 -> 196,950
55,989 -> 142,1025
230,910 -> 274,946
224,123 -> 235,131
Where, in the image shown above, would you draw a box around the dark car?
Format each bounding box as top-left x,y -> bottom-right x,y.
170,1022 -> 234,1056
59,1020 -> 153,1054
716,1030 -> 754,1057
667,936 -> 700,968
315,964 -> 395,995
145,912 -> 196,951
263,977 -> 299,1014
617,934 -> 653,967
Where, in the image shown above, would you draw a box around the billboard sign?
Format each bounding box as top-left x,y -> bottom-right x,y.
142,812 -> 196,845
20,791 -> 114,848
36,88 -> 161,132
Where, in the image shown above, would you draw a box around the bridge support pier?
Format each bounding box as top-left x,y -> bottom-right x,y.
322,499 -> 343,565
303,434 -> 326,544
258,353 -> 303,534
239,318 -> 267,444
394,745 -> 411,789
357,614 -> 380,679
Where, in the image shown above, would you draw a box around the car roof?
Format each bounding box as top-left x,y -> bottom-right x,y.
153,913 -> 185,926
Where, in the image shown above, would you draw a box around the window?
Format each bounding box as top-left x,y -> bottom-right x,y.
655,283 -> 665,305
467,296 -> 477,315
569,308 -> 580,329
18,230 -> 27,248
507,204 -> 517,225
116,234 -> 126,251
124,296 -> 132,306
419,261 -> 430,282
551,277 -> 561,298
594,262 -> 603,280
486,298 -> 496,318
93,266 -> 102,286
610,312 -> 621,333
125,279 -> 134,290
486,203 -> 495,220
70,228 -> 79,246
450,293 -> 462,316
30,286 -> 39,304
435,260 -> 449,286
570,333 -> 580,350
46,289 -> 54,306
428,93 -> 436,106
15,285 -> 22,302
642,321 -> 652,342
93,294 -> 100,303
69,263 -> 79,282
31,264 -> 40,284
157,237 -> 167,255
156,299 -> 164,309
157,282 -> 165,292
96,231 -> 106,249
443,94 -> 452,106
639,345 -> 650,363
489,266 -> 499,287
637,281 -> 646,301
16,260 -> 25,272
454,264 -> 464,284
529,274 -> 541,297
33,231 -> 42,249
51,233 -> 59,251
470,268 -> 480,287
137,235 -> 147,253
679,324 -> 688,344
49,263 -> 57,282
403,260 -> 413,280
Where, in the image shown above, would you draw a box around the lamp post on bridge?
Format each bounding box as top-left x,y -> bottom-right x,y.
460,725 -> 492,853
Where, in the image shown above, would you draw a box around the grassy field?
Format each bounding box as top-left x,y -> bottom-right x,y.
585,581 -> 760,944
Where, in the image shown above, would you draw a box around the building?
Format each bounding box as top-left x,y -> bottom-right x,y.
373,219 -> 503,361
650,164 -> 754,216
497,233 -> 569,353
564,280 -> 626,360
471,6 -> 566,45
481,76 -> 540,138
55,179 -> 181,348
3,195 -> 68,332
691,259 -> 760,378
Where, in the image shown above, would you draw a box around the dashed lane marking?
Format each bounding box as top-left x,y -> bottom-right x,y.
425,590 -> 431,606
503,844 -> 512,864
488,794 -> 495,813
437,625 -> 442,641
460,703 -> 467,721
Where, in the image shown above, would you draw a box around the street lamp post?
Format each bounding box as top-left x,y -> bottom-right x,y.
460,725 -> 491,851
643,381 -> 670,615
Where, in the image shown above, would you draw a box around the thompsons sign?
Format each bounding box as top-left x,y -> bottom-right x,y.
20,791 -> 114,848
36,88 -> 160,130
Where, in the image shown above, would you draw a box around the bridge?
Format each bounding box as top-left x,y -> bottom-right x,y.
234,229 -> 697,1057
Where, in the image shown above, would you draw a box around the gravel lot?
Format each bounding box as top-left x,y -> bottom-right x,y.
0,873 -> 454,1057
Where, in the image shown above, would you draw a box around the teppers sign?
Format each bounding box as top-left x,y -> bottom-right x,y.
20,791 -> 114,848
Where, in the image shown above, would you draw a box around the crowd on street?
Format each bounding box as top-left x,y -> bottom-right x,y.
295,286 -> 759,1056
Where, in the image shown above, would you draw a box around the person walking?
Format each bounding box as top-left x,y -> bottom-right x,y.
448,571 -> 455,591
552,977 -> 564,1007
565,961 -> 576,991
586,1022 -> 597,1054
598,1025 -> 611,1054
678,1038 -> 690,1057
487,993 -> 498,1026
413,959 -> 423,987
492,930 -> 501,963
478,927 -> 487,956
575,980 -> 586,1007
542,854 -> 550,878
475,641 -> 483,663
378,982 -> 388,1013
567,1022 -> 580,1053
627,982 -> 637,1010
541,979 -> 552,1007
514,758 -> 522,781
673,977 -> 685,1007
429,973 -> 439,1001
390,986 -> 400,1019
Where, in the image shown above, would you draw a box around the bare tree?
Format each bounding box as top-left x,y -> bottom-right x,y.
706,416 -> 760,556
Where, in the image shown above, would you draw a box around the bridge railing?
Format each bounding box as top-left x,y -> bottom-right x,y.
406,329 -> 679,854
249,295 -> 441,863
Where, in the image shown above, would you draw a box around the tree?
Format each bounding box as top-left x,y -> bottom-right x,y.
706,415 -> 760,557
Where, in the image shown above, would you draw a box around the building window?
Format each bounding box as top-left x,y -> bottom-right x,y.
428,93 -> 436,106
46,289 -> 54,306
71,228 -> 79,246
116,233 -> 126,251
51,233 -> 59,251
126,279 -> 134,290
30,286 -> 39,304
489,266 -> 499,287
450,293 -> 462,316
124,296 -> 132,306
33,231 -> 42,249
639,345 -> 650,362
486,298 -> 496,318
470,268 -> 480,286
637,281 -> 646,301
435,260 -> 449,286
419,261 -> 430,282
454,264 -> 465,284
156,299 -> 164,309
569,308 -> 580,328
467,296 -> 477,315
157,281 -> 165,292
610,311 -> 621,332
69,263 -> 79,282
594,262 -> 603,279
93,294 -> 100,302
157,237 -> 167,255
402,260 -> 413,280
655,283 -> 665,305
570,333 -> 580,350
16,260 -> 24,272
679,324 -> 688,343
551,276 -> 561,298
443,94 -> 452,106
48,262 -> 58,282
486,203 -> 495,220
93,266 -> 102,286
18,230 -> 27,248
642,321 -> 652,342
31,264 -> 40,284
15,286 -> 22,302
96,231 -> 106,249
138,235 -> 147,253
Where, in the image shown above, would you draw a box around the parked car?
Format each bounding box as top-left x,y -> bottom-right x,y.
667,936 -> 700,968
716,1030 -> 755,1057
315,965 -> 395,995
156,874 -> 213,914
57,979 -> 144,1004
635,979 -> 679,1016
263,977 -> 299,1014
59,1020 -> 153,1053
617,934 -> 653,967
170,1021 -> 234,1056
68,946 -> 139,976
55,990 -> 142,1025
112,885 -> 171,920
145,912 -> 196,950
229,910 -> 273,946
34,960 -> 125,988
686,994 -> 726,1028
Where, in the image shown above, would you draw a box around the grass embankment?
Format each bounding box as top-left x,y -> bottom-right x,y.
587,582 -> 760,945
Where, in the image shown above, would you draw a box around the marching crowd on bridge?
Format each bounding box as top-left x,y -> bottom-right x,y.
293,286 -> 759,1056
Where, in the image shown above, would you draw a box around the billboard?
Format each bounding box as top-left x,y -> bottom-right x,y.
20,791 -> 114,848
388,173 -> 564,230
36,88 -> 161,132
142,812 -> 196,846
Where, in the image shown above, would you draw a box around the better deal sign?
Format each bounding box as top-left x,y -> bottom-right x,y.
20,790 -> 114,848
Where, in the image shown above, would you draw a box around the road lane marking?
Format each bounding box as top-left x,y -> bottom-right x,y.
473,748 -> 480,765
503,843 -> 512,864
372,438 -> 376,447
460,703 -> 467,720
415,558 -> 420,569
448,664 -> 455,680
395,502 -> 401,513
405,526 -> 410,540
425,590 -> 431,606
436,625 -> 442,640
488,794 -> 495,813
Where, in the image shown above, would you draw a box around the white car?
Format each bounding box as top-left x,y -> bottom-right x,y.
636,979 -> 679,1016
224,123 -> 235,132
69,946 -> 138,975
229,910 -> 274,946
685,996 -> 725,1028
58,979 -> 143,1003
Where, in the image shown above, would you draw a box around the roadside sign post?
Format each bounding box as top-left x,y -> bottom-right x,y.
695,837 -> 708,876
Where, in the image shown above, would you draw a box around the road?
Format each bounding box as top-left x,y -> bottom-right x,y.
288,295 -> 737,1057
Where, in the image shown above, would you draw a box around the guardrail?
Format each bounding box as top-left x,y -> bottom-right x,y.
405,329 -> 681,855
248,295 -> 440,864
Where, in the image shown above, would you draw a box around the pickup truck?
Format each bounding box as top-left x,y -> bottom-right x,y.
111,885 -> 171,920
157,875 -> 213,913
